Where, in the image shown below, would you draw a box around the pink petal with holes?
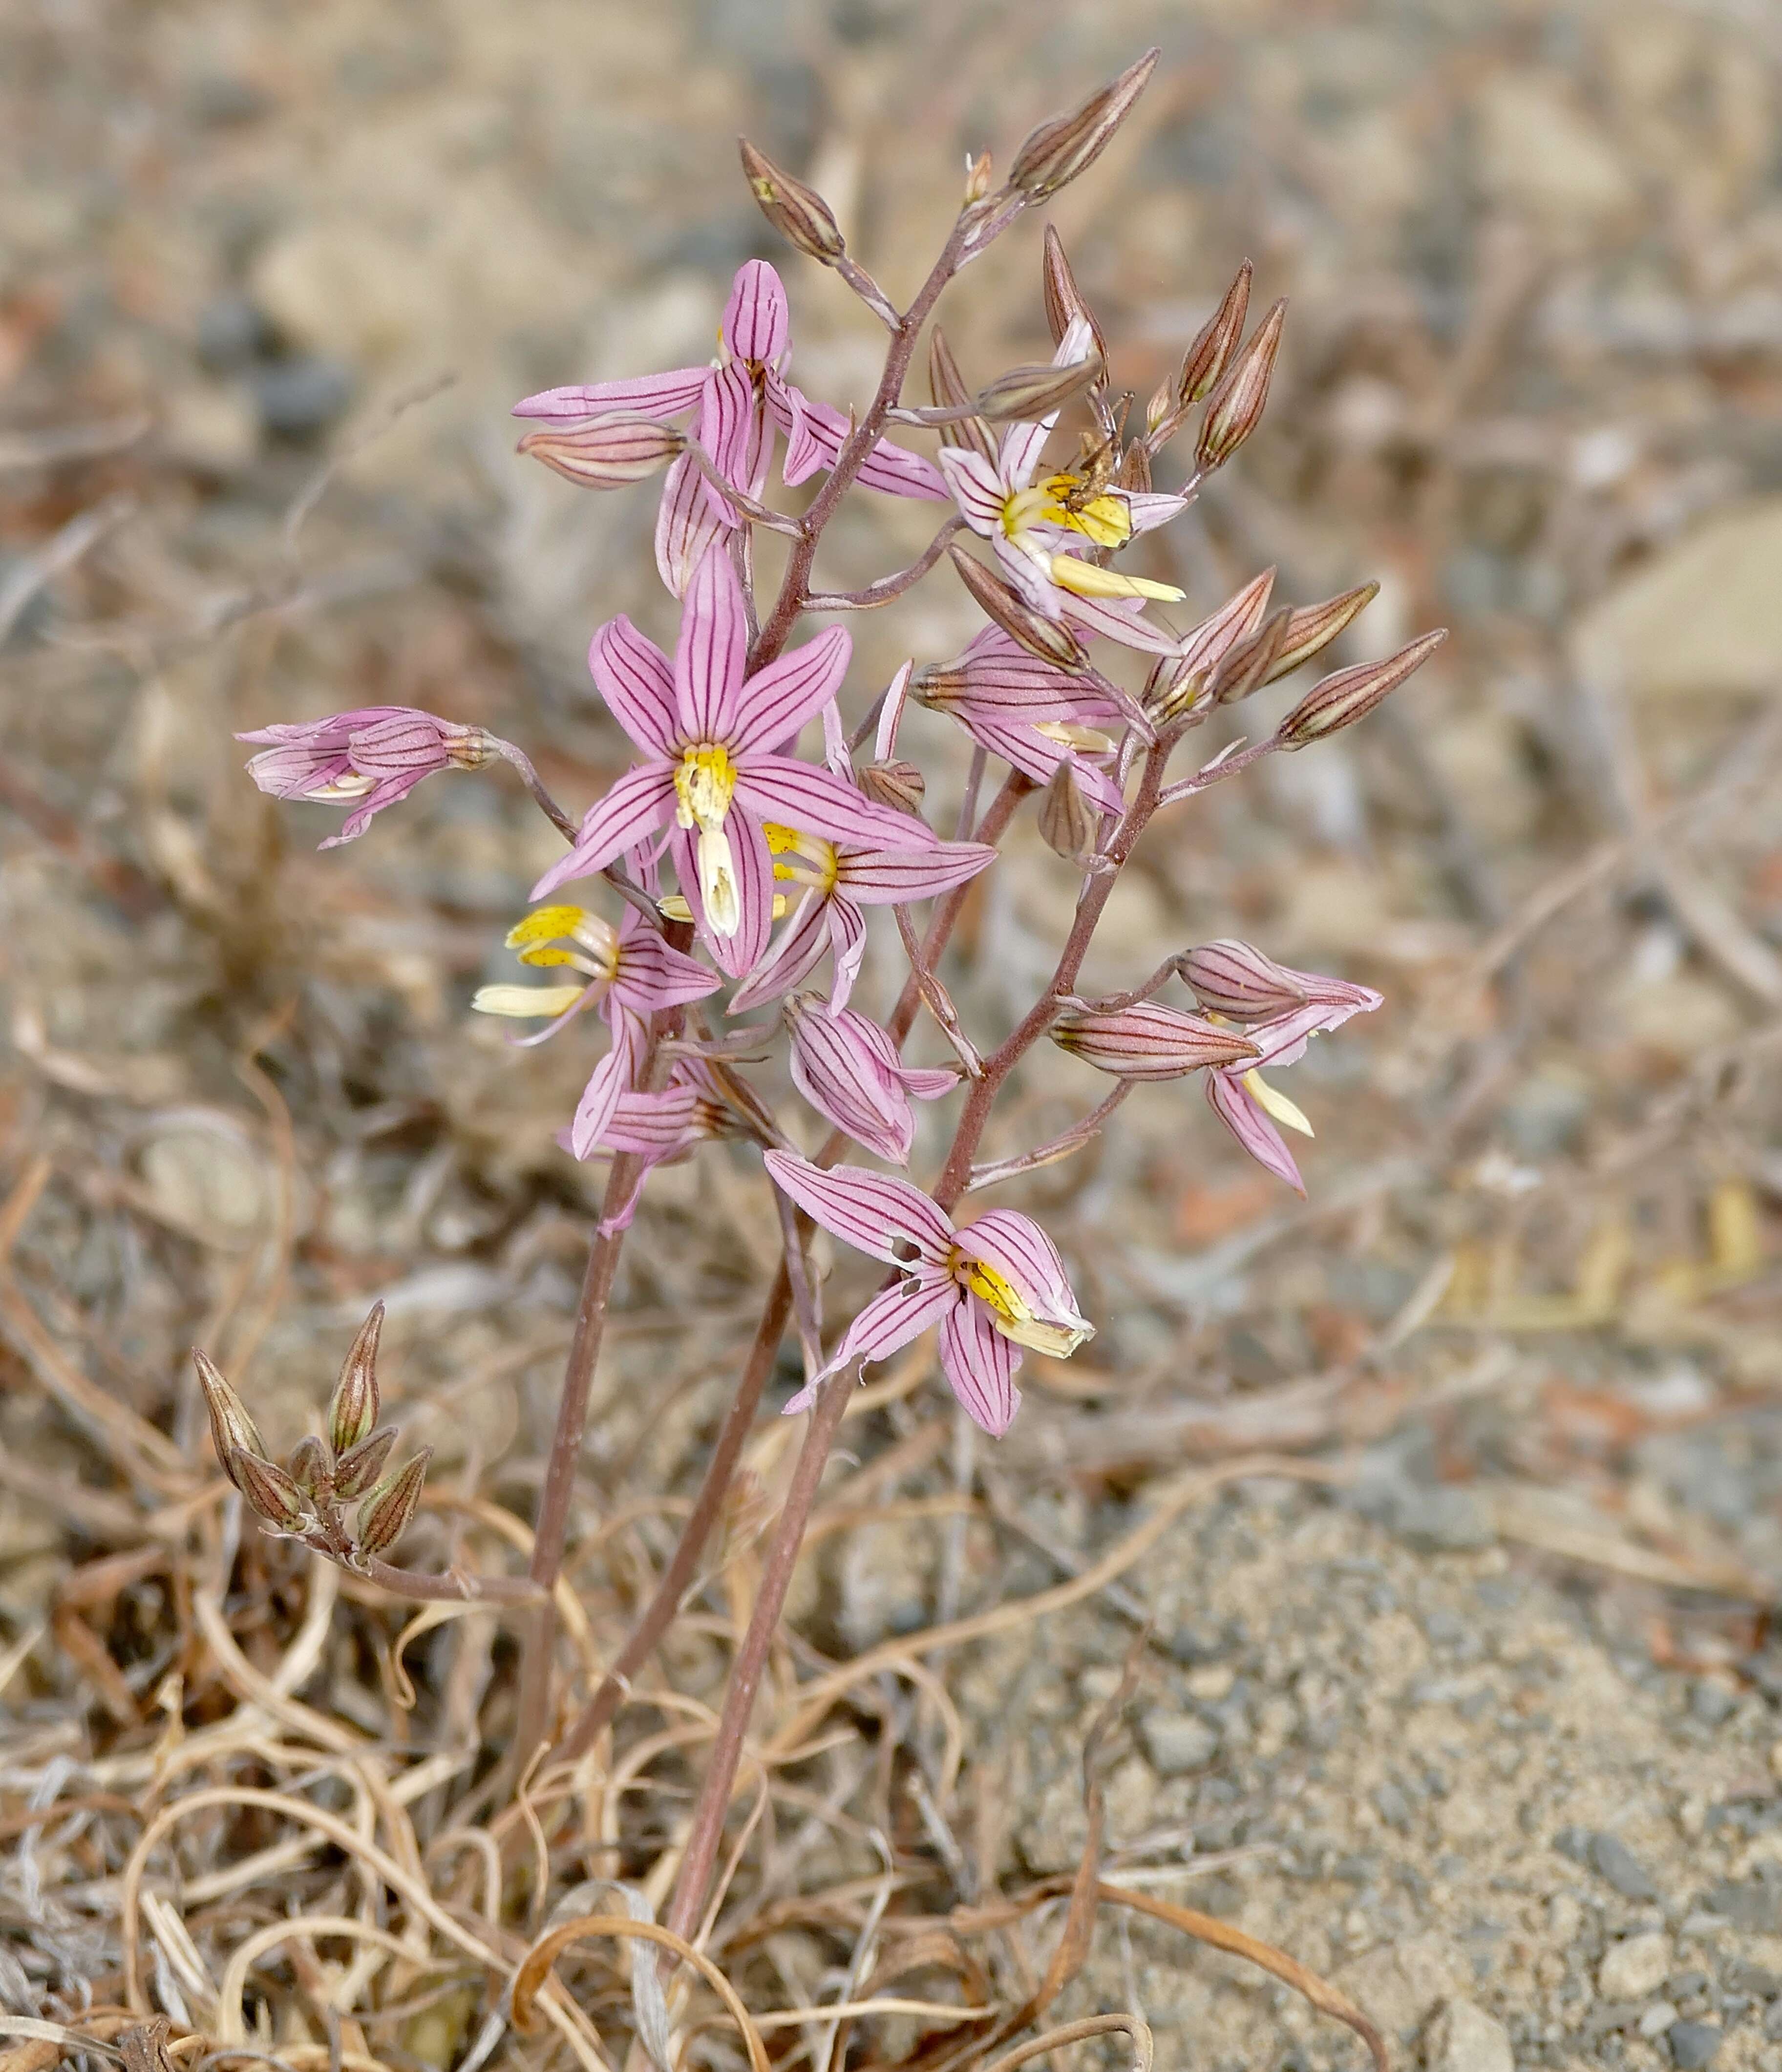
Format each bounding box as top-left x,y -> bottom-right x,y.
762,1150 -> 955,1266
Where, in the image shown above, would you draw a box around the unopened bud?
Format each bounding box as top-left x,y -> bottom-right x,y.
975,355 -> 1102,424
1041,224 -> 1108,364
193,1349 -> 265,1490
1196,298 -> 1285,472
1145,376 -> 1177,440
287,1435 -> 333,1499
328,1302 -> 383,1456
230,1449 -> 310,1531
929,326 -> 995,465
1114,440 -> 1151,494
739,137 -> 847,263
948,546 -> 1086,669
1038,756 -> 1099,861
1177,261 -> 1253,409
517,414 -> 684,489
1147,567 -> 1276,720
963,150 -> 993,206
1180,939 -> 1311,1021
1275,629 -> 1447,748
1260,582 -> 1379,685
859,758 -> 927,814
332,1422 -> 400,1501
1052,1002 -> 1259,1080
1009,48 -> 1160,201
1211,608 -> 1290,704
356,1449 -> 431,1559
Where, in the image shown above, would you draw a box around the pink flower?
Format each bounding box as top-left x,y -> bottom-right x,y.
785,995 -> 955,1163
514,260 -> 947,593
763,1150 -> 1093,1436
473,901 -> 720,1160
1182,939 -> 1382,1025
237,706 -> 490,847
936,315 -> 1188,654
727,827 -> 997,1014
914,629 -> 1126,814
531,545 -> 935,979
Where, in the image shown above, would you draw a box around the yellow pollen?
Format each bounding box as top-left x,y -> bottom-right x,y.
955,1251 -> 1092,1358
762,820 -> 838,892
675,743 -> 738,832
1040,473 -> 1134,549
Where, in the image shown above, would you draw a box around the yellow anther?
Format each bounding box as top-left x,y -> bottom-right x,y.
472,983 -> 586,1019
1243,1069 -> 1314,1137
956,1253 -> 1092,1357
1047,556 -> 1184,603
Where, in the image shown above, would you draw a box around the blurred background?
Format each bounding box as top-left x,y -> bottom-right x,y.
8,1 -> 1782,2066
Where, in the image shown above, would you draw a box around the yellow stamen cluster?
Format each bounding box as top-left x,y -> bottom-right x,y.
674,744 -> 742,936
471,906 -> 620,1023
955,1252 -> 1092,1357
763,821 -> 840,894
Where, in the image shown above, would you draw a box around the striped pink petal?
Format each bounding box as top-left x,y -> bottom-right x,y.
1123,491 -> 1189,535
530,764 -> 678,899
729,626 -> 853,758
826,893 -> 868,1010
568,1022 -> 640,1162
696,359 -> 767,522
836,840 -> 997,906
1061,591 -> 1183,656
512,367 -> 711,421
721,259 -> 790,364
762,1150 -> 955,1266
936,446 -> 1008,535
939,1296 -> 1022,1436
320,771 -> 430,847
675,546 -> 748,742
767,370 -> 824,486
959,1208 -> 1085,1336
1206,1070 -> 1305,1195
589,617 -> 679,756
611,914 -> 721,1014
725,887 -> 832,1014
733,755 -> 937,852
792,395 -> 950,501
667,808 -> 774,979
787,1000 -> 918,1163
948,715 -> 1125,816
655,450 -> 728,597
786,1269 -> 961,1403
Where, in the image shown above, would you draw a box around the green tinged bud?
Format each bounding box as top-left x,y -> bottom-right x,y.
230,1449 -> 310,1531
948,546 -> 1086,671
332,1423 -> 400,1501
1275,630 -> 1448,748
287,1435 -> 333,1499
357,1449 -> 431,1559
858,759 -> 927,815
929,326 -> 996,465
1008,48 -> 1160,201
1176,261 -> 1252,410
739,137 -> 847,264
1038,756 -> 1099,863
1196,298 -> 1286,472
328,1302 -> 383,1456
974,355 -> 1103,424
193,1349 -> 265,1491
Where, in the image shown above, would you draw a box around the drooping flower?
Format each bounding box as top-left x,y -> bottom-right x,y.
238,706 -> 492,847
513,259 -> 947,593
472,901 -> 720,1159
1050,999 -> 1259,1078
937,316 -> 1188,651
785,995 -> 956,1163
1180,938 -> 1379,1025
558,1058 -> 738,1233
763,1151 -> 1092,1436
531,546 -> 935,979
913,628 -> 1126,813
727,826 -> 997,1014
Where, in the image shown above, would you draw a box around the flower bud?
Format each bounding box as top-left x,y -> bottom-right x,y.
332,1422 -> 400,1501
1114,440 -> 1151,494
1008,48 -> 1160,201
287,1435 -> 333,1500
517,414 -> 684,489
1177,261 -> 1253,408
739,137 -> 847,263
193,1350 -> 266,1490
1275,629 -> 1447,748
1146,567 -> 1276,720
963,150 -> 993,205
1260,582 -> 1379,685
975,355 -> 1103,424
1052,1002 -> 1259,1079
1180,939 -> 1312,1021
1210,607 -> 1290,704
356,1449 -> 431,1559
948,546 -> 1086,670
859,758 -> 927,815
1041,224 -> 1109,365
328,1302 -> 383,1457
230,1449 -> 310,1532
1038,756 -> 1099,861
1195,298 -> 1286,472
929,326 -> 995,464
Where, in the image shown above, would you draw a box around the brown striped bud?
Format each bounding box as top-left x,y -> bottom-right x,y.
332,1423 -> 400,1501
193,1349 -> 265,1490
1052,1002 -> 1258,1080
328,1302 -> 383,1456
287,1435 -> 333,1500
859,758 -> 927,814
1211,608 -> 1291,705
1259,582 -> 1380,686
1179,939 -> 1312,1022
1275,629 -> 1447,748
1177,261 -> 1253,409
1146,567 -> 1276,720
356,1449 -> 431,1559
948,546 -> 1086,669
1196,298 -> 1286,472
517,414 -> 684,489
229,1449 -> 310,1531
1038,756 -> 1099,862
739,137 -> 847,264
1115,440 -> 1151,494
1041,224 -> 1108,365
963,150 -> 994,205
929,326 -> 995,464
975,355 -> 1102,424
1009,48 -> 1160,201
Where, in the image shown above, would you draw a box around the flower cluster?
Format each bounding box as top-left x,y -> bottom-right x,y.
234,66 -> 1443,1444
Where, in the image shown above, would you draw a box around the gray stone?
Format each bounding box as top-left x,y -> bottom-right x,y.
1139,1713 -> 1219,1776
1598,1932 -> 1671,2001
252,356 -> 354,438
195,294 -> 272,372
1376,1781 -> 1414,1830
1668,2022 -> 1721,2070
1592,1832 -> 1658,1901
1691,1681 -> 1739,1727
1424,1997 -> 1513,2072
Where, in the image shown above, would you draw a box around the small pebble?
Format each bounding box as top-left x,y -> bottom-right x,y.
1691,1681 -> 1738,1727
1599,1931 -> 1671,2001
1138,1713 -> 1219,1776
1424,1997 -> 1513,2072
1668,2020 -> 1721,2069
252,356 -> 354,438
1592,1831 -> 1659,1901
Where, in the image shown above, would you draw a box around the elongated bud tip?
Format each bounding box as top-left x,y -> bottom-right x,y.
332,1422 -> 400,1501
963,150 -> 994,206
328,1302 -> 384,1456
1009,47 -> 1160,201
357,1448 -> 431,1559
229,1448 -> 310,1531
193,1348 -> 265,1488
1196,296 -> 1286,472
859,758 -> 927,814
287,1434 -> 333,1500
1176,259 -> 1254,410
975,354 -> 1103,424
517,414 -> 684,489
948,545 -> 1086,670
1275,628 -> 1448,748
739,136 -> 847,263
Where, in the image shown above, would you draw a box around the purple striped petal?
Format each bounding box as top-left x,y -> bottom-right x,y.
668,808 -> 774,979
767,370 -> 824,486
1061,591 -> 1183,656
997,412 -> 1055,492
762,1150 -> 955,1266
320,771 -> 429,847
601,1082 -> 702,1156
590,617 -> 679,756
793,396 -> 950,501
897,1065 -> 958,1099
512,368 -> 710,421
960,1209 -> 1083,1327
937,446 -> 1008,535
729,627 -> 853,758
675,545 -> 748,742
826,893 -> 868,1011
788,1001 -> 917,1163
569,1023 -> 640,1162
939,1297 -> 1022,1436
725,887 -> 832,1014
1243,1001 -> 1349,1072
993,531 -> 1067,617
697,359 -> 766,523
721,259 -> 790,364
785,1270 -> 961,1404
836,839 -> 997,906
611,917 -> 721,1015
655,450 -> 728,597
733,756 -> 937,852
530,764 -> 678,898
948,716 -> 1124,816
1206,1071 -> 1305,1195
1124,491 -> 1189,535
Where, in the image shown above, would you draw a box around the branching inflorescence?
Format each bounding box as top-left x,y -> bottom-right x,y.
201,48 -> 1445,1937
